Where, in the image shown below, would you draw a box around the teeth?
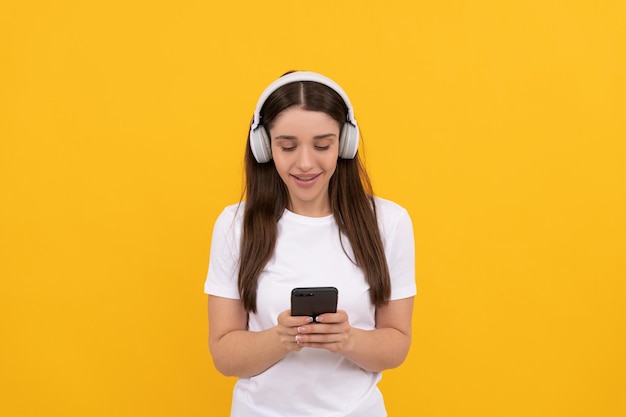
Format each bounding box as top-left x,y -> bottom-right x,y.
295,175 -> 317,181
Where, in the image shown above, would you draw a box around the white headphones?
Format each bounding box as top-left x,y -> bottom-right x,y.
249,71 -> 360,163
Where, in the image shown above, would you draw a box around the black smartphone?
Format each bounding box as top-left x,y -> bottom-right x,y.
291,287 -> 338,322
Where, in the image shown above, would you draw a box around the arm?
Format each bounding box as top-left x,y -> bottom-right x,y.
294,296 -> 414,372
208,295 -> 312,378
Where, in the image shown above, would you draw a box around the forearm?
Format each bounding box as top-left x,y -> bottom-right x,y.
210,327 -> 287,378
343,327 -> 411,372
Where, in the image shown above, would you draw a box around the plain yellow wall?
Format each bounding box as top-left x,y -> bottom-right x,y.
1,1 -> 624,416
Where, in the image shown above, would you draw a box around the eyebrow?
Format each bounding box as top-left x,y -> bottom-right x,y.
274,133 -> 337,140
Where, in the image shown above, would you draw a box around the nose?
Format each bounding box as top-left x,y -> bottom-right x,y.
296,146 -> 314,171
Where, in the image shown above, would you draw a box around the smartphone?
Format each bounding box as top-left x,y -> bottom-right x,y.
291,287 -> 338,322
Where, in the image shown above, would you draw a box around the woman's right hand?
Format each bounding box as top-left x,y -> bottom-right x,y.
210,297 -> 314,377
276,310 -> 313,352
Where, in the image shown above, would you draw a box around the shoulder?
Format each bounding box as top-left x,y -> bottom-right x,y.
216,202 -> 245,222
373,196 -> 410,220
211,202 -> 245,237
372,196 -> 413,237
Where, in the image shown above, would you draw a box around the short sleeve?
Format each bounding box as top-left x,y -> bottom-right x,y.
204,204 -> 243,299
378,199 -> 417,300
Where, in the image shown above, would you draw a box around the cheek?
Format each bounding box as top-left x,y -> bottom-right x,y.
324,155 -> 339,173
272,156 -> 291,179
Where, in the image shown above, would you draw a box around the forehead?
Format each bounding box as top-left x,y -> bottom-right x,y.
269,107 -> 341,135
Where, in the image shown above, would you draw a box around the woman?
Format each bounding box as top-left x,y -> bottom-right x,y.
205,71 -> 416,416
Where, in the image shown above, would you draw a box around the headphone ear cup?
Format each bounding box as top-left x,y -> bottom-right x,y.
338,123 -> 359,159
250,126 -> 272,163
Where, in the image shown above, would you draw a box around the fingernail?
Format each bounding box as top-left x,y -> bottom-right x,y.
295,335 -> 301,344
298,326 -> 305,333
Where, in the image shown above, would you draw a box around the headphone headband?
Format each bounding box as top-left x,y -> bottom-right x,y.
249,71 -> 360,163
250,71 -> 357,131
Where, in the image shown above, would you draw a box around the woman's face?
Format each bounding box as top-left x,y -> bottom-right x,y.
269,107 -> 340,217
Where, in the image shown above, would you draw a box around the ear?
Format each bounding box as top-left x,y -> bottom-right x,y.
250,126 -> 272,163
338,123 -> 359,159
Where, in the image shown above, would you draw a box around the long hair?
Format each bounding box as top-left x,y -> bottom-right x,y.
238,79 -> 391,313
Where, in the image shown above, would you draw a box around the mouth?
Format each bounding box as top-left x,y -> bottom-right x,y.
291,173 -> 321,182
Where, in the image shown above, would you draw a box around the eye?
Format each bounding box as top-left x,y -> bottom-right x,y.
281,146 -> 296,152
315,145 -> 331,151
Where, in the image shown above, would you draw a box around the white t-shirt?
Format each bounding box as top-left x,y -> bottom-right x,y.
205,197 -> 416,417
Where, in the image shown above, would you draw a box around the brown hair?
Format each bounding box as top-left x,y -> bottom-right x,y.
238,79 -> 390,313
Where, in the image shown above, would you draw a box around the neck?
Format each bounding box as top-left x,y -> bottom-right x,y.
287,199 -> 332,218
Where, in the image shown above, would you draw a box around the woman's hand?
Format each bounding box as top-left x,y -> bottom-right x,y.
276,310 -> 313,352
293,310 -> 354,353
209,297 -> 313,377
278,298 -> 414,372
294,299 -> 413,372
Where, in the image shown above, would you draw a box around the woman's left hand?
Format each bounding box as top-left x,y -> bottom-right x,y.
294,310 -> 354,353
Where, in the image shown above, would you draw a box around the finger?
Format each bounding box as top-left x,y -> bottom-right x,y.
279,314 -> 313,328
315,311 -> 348,324
286,315 -> 315,326
298,323 -> 348,335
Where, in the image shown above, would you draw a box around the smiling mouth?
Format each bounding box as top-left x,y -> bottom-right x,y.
292,173 -> 321,181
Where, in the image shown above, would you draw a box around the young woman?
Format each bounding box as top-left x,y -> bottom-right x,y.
205,71 -> 416,417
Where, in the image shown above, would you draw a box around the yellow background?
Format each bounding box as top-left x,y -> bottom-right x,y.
1,1 -> 624,416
